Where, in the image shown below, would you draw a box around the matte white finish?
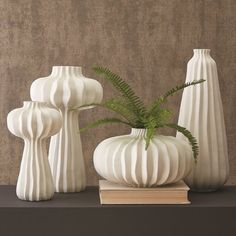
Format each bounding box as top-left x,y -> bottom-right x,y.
30,66 -> 103,192
177,49 -> 229,192
94,129 -> 194,187
7,101 -> 62,201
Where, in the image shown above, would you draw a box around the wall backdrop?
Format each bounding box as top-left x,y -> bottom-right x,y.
0,0 -> 235,185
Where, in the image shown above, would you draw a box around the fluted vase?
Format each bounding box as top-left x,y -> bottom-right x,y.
30,66 -> 103,192
177,49 -> 229,192
94,128 -> 194,187
7,101 -> 62,201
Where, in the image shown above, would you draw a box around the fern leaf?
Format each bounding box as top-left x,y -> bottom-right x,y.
147,96 -> 164,115
165,123 -> 199,160
104,99 -> 146,127
163,79 -> 205,99
79,118 -> 130,133
149,79 -> 205,116
78,100 -> 140,127
93,66 -> 146,118
144,116 -> 158,149
151,108 -> 172,128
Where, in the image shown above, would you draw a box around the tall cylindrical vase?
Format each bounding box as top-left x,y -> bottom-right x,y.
30,66 -> 103,192
7,101 -> 62,201
177,49 -> 229,192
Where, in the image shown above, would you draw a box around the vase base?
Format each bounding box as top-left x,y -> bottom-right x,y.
54,186 -> 86,193
17,195 -> 54,202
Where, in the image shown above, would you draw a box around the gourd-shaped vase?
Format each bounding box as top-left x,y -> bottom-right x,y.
7,101 -> 62,201
177,49 -> 229,192
94,129 -> 194,187
30,66 -> 103,192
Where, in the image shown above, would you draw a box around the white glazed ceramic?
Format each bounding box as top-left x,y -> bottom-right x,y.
94,128 -> 194,187
30,66 -> 103,192
177,49 -> 229,192
7,101 -> 62,201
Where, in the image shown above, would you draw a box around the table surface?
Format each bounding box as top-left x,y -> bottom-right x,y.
0,186 -> 236,236
0,185 -> 236,208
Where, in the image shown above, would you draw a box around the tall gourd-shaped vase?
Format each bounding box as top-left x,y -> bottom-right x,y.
177,49 -> 229,192
7,101 -> 62,201
30,66 -> 103,192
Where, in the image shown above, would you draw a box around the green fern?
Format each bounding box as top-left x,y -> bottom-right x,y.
149,79 -> 205,116
80,67 -> 205,160
78,99 -> 141,127
165,123 -> 199,161
93,66 -> 146,118
144,116 -> 158,149
103,99 -> 141,126
163,79 -> 205,98
79,118 -> 130,133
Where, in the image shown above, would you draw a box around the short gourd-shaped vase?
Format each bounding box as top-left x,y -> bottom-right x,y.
30,66 -> 103,192
94,129 -> 194,187
7,101 -> 62,201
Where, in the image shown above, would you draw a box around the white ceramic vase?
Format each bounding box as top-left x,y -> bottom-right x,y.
177,49 -> 229,192
30,66 -> 103,192
7,101 -> 62,201
94,128 -> 194,187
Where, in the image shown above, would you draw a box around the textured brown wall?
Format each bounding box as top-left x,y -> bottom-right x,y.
0,0 -> 235,186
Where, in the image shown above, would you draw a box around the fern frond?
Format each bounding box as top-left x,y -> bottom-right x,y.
80,118 -> 130,133
147,96 -> 164,118
103,99 -> 140,125
144,116 -> 158,149
149,79 -> 205,116
163,79 -> 205,99
151,108 -> 172,128
78,100 -> 140,127
93,66 -> 146,118
165,123 -> 199,160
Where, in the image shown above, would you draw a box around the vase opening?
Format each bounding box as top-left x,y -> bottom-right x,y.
130,128 -> 148,137
193,49 -> 211,55
51,66 -> 82,77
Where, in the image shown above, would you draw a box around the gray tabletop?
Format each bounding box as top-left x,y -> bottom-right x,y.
0,186 -> 235,236
0,185 -> 235,208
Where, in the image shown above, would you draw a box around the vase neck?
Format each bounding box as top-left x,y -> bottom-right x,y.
193,49 -> 211,57
51,66 -> 82,77
23,101 -> 47,109
130,128 -> 148,137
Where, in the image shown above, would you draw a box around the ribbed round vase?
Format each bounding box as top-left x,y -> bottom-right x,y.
94,129 -> 194,187
30,66 -> 103,192
177,49 -> 229,192
7,101 -> 62,201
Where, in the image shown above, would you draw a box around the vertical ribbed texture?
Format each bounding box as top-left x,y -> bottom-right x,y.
7,102 -> 62,201
49,109 -> 85,192
94,128 -> 193,187
177,49 -> 229,192
30,66 -> 103,192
